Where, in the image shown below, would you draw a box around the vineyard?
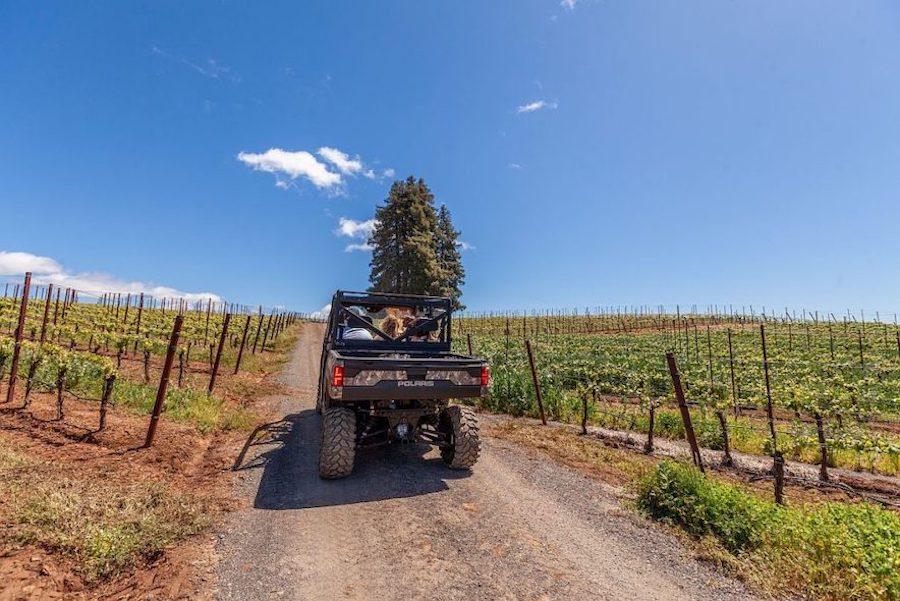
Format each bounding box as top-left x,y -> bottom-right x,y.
456,307 -> 900,479
0,273 -> 304,440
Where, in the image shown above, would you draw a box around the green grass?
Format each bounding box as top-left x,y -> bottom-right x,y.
637,460 -> 900,600
9,477 -> 209,582
112,379 -> 253,432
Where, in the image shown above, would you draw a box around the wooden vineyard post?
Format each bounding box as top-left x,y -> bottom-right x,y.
208,313 -> 231,394
233,314 -> 252,375
645,401 -> 656,453
204,298 -> 212,344
259,312 -> 273,353
773,453 -> 785,505
665,352 -> 704,472
252,309 -> 264,354
815,413 -> 829,482
524,340 -> 547,425
760,324 -> 785,503
857,329 -> 865,368
98,375 -> 116,432
144,316 -> 183,448
56,367 -> 66,421
727,328 -> 739,416
52,287 -> 61,326
39,283 -> 53,344
466,333 -> 473,356
581,393 -> 589,435
5,272 -> 31,404
133,292 -> 144,354
760,325 -> 778,452
123,293 -> 131,326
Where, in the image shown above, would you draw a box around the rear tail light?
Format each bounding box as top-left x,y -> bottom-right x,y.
332,365 -> 345,387
480,366 -> 490,386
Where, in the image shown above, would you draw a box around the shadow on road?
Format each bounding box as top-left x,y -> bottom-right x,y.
234,408 -> 470,509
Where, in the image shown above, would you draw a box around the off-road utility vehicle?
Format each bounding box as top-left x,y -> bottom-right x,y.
316,291 -> 488,479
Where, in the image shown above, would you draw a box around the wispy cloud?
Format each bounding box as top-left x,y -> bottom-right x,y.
516,100 -> 558,114
0,251 -> 221,302
456,241 -> 476,251
344,243 -> 374,253
383,168 -> 396,178
560,0 -> 577,10
152,45 -> 241,83
508,162 -> 523,170
335,217 -> 378,252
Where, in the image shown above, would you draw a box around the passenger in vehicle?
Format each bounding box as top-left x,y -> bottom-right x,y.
381,314 -> 403,339
343,307 -> 374,340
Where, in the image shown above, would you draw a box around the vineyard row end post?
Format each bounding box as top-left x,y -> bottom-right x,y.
524,339 -> 547,426
234,314 -> 252,375
209,313 -> 232,393
665,352 -> 704,472
144,315 -> 183,448
4,272 -> 32,404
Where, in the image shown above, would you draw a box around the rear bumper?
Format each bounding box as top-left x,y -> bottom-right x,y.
333,382 -> 485,401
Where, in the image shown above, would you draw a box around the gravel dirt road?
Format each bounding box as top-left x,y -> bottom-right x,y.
215,322 -> 762,601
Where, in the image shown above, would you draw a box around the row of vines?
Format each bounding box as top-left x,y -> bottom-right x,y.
0,275 -> 309,437
456,311 -> 900,477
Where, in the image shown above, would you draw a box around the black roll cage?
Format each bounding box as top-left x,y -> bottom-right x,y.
326,290 -> 453,353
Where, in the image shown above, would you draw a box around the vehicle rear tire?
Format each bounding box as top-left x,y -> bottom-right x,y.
439,405 -> 480,469
318,407 -> 356,479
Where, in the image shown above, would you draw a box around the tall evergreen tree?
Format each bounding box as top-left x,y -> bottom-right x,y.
435,204 -> 466,310
368,176 -> 467,308
368,176 -> 442,295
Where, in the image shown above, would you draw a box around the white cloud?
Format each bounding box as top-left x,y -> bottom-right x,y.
336,217 -> 378,252
237,148 -> 342,190
344,243 -> 374,253
508,162 -> 523,170
336,217 -> 377,239
317,146 -> 364,176
0,251 -> 62,275
239,146 -> 391,191
516,100 -> 558,114
456,241 -> 476,251
0,250 -> 221,303
383,168 -> 396,178
561,0 -> 577,9
309,303 -> 331,320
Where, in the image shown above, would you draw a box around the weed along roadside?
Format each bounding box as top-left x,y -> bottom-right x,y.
637,461 -> 900,600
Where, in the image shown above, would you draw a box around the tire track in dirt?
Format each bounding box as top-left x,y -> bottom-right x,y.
215,322 -> 764,601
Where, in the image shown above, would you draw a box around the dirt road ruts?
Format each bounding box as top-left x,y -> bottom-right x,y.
215,322 -> 763,601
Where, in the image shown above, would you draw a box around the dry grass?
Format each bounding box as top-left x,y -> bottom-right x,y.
0,447 -> 210,583
0,439 -> 31,469
487,420 -> 656,486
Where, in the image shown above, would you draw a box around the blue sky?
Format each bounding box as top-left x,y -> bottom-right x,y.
2,1 -> 900,315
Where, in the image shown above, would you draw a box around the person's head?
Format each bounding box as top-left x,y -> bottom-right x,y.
382,314 -> 402,339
